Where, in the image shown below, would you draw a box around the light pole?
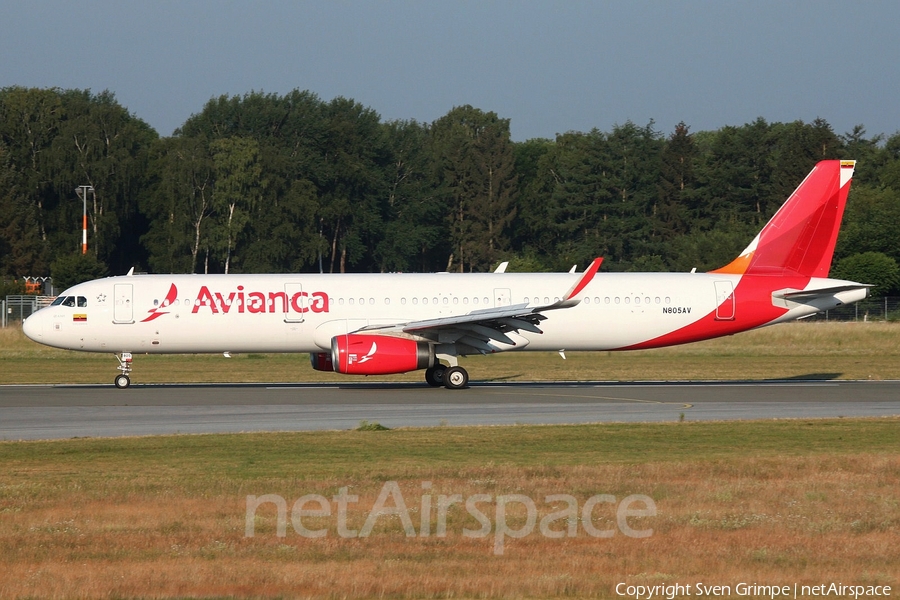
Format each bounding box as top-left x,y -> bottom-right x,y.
75,186 -> 94,254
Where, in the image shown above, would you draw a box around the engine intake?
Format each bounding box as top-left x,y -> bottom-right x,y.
331,334 -> 434,375
309,351 -> 334,372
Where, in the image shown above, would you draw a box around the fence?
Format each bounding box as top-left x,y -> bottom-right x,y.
2,296 -> 55,328
809,296 -> 900,322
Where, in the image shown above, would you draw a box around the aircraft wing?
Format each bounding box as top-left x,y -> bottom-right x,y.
357,258 -> 602,353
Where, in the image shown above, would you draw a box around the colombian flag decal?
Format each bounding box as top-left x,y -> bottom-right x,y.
73,314 -> 87,322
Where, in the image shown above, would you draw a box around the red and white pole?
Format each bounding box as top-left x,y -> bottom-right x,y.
77,185 -> 92,255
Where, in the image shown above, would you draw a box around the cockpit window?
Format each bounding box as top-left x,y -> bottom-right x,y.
49,295 -> 87,307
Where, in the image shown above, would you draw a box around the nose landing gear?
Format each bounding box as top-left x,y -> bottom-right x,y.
114,352 -> 133,388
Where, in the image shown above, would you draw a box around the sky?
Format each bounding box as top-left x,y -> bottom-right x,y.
2,1 -> 899,142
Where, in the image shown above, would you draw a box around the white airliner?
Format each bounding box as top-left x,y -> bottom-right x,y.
23,160 -> 868,389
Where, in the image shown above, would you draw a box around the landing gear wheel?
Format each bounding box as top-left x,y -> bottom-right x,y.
443,366 -> 469,390
425,365 -> 447,387
114,352 -> 133,389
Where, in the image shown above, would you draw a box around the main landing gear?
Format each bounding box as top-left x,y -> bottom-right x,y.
114,352 -> 133,389
424,363 -> 469,390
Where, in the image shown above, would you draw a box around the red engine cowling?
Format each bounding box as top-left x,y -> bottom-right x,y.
331,334 -> 434,375
309,352 -> 334,372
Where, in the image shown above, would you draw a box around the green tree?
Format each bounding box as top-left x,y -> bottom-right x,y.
53,89 -> 157,273
655,122 -> 696,241
832,252 -> 900,296
142,135 -> 215,273
50,252 -> 108,289
519,130 -> 614,270
241,177 -> 320,273
835,185 -> 900,264
878,132 -> 900,190
0,87 -> 63,275
0,87 -> 156,276
209,137 -> 262,274
317,97 -> 389,272
377,119 -> 447,272
598,121 -> 664,269
841,125 -> 883,182
431,106 -> 518,272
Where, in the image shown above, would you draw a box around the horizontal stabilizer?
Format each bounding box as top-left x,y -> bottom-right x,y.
773,284 -> 871,302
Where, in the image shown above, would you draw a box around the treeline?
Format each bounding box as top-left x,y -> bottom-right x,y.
2,86 -> 900,294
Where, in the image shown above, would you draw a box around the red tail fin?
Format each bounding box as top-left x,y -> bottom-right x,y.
711,160 -> 856,278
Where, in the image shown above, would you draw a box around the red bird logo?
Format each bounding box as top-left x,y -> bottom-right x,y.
141,284 -> 178,323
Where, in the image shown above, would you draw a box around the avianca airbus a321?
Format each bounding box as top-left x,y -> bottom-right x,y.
23,160 -> 868,389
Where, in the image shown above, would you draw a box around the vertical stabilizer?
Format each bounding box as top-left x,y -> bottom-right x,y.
711,160 -> 855,278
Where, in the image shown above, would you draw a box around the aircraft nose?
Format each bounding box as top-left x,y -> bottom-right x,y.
22,311 -> 43,342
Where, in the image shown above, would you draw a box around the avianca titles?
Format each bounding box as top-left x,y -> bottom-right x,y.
23,160 -> 869,389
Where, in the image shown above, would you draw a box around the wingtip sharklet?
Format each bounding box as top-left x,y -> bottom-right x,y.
564,257 -> 603,300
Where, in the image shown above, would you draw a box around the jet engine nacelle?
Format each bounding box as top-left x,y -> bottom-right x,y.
331,334 -> 434,375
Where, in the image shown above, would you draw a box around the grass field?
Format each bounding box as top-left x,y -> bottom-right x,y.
2,320 -> 900,384
0,420 -> 898,598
